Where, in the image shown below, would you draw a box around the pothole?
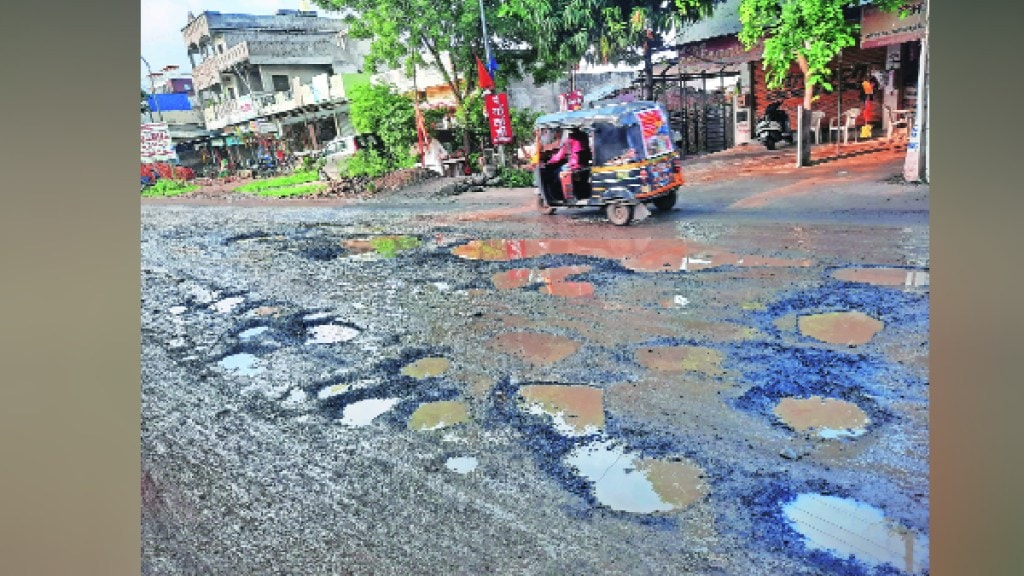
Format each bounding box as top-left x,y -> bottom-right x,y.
783,493 -> 929,574
239,326 -> 269,339
401,357 -> 451,379
565,440 -> 708,513
485,332 -> 580,365
635,345 -> 726,376
211,296 -> 245,314
833,267 -> 930,287
306,324 -> 360,345
338,398 -> 402,427
798,311 -> 884,346
445,456 -> 479,474
408,400 -> 470,431
518,384 -> 604,436
772,396 -> 870,439
218,353 -> 263,376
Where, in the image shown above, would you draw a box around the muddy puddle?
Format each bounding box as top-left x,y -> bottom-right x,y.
784,493 -> 929,574
773,396 -> 870,439
401,357 -> 451,379
306,324 -> 360,345
408,401 -> 470,431
635,346 -> 726,376
485,332 -> 580,365
219,353 -> 263,376
566,440 -> 708,513
518,385 -> 604,436
833,267 -> 930,288
445,456 -> 479,474
491,266 -> 591,290
316,380 -> 376,400
798,311 -> 884,346
254,306 -> 281,318
453,238 -> 811,273
339,398 -> 402,427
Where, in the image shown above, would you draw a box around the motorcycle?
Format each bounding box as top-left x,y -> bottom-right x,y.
755,101 -> 794,150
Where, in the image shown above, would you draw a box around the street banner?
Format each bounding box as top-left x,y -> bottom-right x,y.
484,93 -> 513,145
140,122 -> 177,163
559,90 -> 583,111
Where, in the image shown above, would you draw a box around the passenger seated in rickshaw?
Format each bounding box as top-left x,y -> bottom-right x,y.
545,129 -> 591,200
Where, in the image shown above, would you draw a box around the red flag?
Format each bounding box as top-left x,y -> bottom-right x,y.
476,56 -> 495,90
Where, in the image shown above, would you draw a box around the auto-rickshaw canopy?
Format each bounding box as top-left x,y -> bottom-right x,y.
533,101 -> 666,129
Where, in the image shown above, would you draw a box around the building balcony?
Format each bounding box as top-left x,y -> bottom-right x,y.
200,72 -> 368,131
192,41 -> 252,91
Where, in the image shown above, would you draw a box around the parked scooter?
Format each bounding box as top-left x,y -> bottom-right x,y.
755,101 -> 794,150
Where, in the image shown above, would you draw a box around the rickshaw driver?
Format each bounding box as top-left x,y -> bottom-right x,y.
545,128 -> 591,200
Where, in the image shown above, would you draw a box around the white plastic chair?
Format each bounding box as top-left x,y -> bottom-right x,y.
809,111 -> 826,144
886,105 -> 910,141
828,108 -> 860,144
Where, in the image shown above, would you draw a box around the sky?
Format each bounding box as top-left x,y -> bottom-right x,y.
140,0 -> 344,87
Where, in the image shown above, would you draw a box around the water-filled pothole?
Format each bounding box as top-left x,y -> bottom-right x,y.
518,384 -> 604,436
445,456 -> 479,474
783,493 -> 929,574
219,353 -> 264,376
239,326 -> 269,339
485,332 -> 580,365
401,357 -> 451,379
453,238 -> 811,273
797,311 -> 884,346
306,324 -> 360,344
833,267 -> 930,288
773,396 -> 870,439
565,440 -> 708,513
635,345 -> 726,376
211,297 -> 245,314
408,401 -> 470,431
339,398 -> 402,427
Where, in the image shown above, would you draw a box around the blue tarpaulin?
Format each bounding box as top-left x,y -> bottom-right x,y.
145,93 -> 192,111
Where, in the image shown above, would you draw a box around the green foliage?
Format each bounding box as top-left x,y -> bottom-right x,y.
235,171 -> 319,193
348,83 -> 417,159
370,235 -> 422,258
141,179 -> 197,197
340,150 -> 392,178
510,108 -> 542,150
498,167 -> 535,188
738,0 -> 910,107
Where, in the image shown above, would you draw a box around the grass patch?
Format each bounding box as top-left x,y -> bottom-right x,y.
371,235 -> 421,257
141,180 -> 198,197
254,183 -> 327,197
236,170 -> 319,193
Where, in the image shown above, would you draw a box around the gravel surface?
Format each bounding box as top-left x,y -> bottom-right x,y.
142,143 -> 930,575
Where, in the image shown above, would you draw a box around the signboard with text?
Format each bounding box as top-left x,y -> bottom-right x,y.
861,1 -> 927,49
484,93 -> 514,146
559,90 -> 583,111
140,122 -> 177,163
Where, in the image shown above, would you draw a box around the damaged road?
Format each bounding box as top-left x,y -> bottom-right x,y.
142,145 -> 929,575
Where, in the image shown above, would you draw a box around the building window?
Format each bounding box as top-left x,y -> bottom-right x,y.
227,87 -> 235,100
218,45 -> 224,54
272,75 -> 290,92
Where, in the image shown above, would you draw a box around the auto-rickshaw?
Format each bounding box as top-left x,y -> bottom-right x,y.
532,101 -> 684,226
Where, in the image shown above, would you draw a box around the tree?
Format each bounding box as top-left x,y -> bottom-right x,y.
738,0 -> 908,111
347,83 -> 418,169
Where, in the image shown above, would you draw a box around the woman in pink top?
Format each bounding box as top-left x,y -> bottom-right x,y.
546,129 -> 588,172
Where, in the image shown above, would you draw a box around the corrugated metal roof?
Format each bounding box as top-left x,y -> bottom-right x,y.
672,0 -> 743,44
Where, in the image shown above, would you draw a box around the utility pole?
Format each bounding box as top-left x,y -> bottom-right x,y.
477,0 -> 505,167
141,56 -> 164,122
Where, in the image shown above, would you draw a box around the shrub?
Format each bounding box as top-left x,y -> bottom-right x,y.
340,150 -> 391,178
497,167 -> 535,188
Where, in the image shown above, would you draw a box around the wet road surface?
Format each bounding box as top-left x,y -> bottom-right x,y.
142,147 -> 929,575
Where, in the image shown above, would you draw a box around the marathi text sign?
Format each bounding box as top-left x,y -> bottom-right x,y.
677,35 -> 763,68
484,93 -> 514,146
861,1 -> 927,49
559,90 -> 583,111
140,122 -> 177,163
